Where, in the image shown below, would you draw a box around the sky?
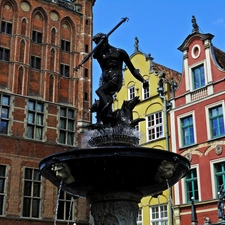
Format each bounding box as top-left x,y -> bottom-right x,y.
91,0 -> 225,99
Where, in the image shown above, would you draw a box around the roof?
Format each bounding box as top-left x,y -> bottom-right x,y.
213,46 -> 225,70
152,62 -> 182,85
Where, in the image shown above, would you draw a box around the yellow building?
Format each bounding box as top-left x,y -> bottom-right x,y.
113,39 -> 181,225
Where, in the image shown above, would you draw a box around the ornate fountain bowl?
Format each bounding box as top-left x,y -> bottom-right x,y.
39,146 -> 190,198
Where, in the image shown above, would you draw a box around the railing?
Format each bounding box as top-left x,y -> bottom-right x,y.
191,87 -> 208,101
44,0 -> 82,13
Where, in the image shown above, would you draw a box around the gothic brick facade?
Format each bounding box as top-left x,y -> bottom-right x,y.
0,0 -> 94,224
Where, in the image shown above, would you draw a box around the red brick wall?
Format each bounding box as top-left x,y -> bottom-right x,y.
0,0 -> 94,224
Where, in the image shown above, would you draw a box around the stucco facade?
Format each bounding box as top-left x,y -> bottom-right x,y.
171,17 -> 225,225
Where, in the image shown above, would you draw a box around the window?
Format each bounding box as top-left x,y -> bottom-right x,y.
84,92 -> 88,101
214,162 -> 225,194
32,30 -> 42,43
31,56 -> 41,69
137,208 -> 142,225
150,204 -> 168,225
128,86 -> 135,100
209,105 -> 225,138
147,111 -> 163,141
85,44 -> 89,52
181,116 -> 195,146
192,64 -> 205,89
57,190 -> 75,221
22,168 -> 41,218
134,124 -> 140,144
0,95 -> 10,134
61,40 -> 70,52
26,101 -> 44,140
0,165 -> 7,216
0,47 -> 10,61
59,107 -> 76,145
143,86 -> 150,99
1,21 -> 12,34
51,28 -> 56,45
60,64 -> 70,77
84,68 -> 88,77
185,168 -> 199,203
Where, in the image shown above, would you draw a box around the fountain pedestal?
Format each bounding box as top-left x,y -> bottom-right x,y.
88,191 -> 141,225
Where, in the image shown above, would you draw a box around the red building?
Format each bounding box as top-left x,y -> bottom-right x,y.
0,0 -> 94,224
171,16 -> 225,225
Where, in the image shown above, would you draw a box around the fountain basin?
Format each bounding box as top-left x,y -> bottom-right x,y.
39,146 -> 190,198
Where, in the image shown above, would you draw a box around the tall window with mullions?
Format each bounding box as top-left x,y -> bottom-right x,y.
0,95 -> 10,134
59,107 -> 76,145
0,165 -> 7,216
185,168 -> 199,203
214,161 -> 225,193
209,105 -> 225,138
181,115 -> 195,147
27,100 -> 44,140
22,168 -> 42,218
57,191 -> 75,221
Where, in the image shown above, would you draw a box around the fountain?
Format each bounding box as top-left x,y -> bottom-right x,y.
39,18 -> 190,225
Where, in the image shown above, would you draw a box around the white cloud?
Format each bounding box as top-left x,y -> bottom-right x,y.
213,17 -> 225,26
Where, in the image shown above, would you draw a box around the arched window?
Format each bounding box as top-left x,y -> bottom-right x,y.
18,67 -> 24,95
31,11 -> 44,44
51,28 -> 56,45
21,18 -> 27,36
49,75 -> 54,102
50,48 -> 55,71
1,2 -> 14,34
60,20 -> 71,52
19,39 -> 25,62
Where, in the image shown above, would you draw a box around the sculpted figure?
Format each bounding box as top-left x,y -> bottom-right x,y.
155,160 -> 178,183
51,162 -> 75,184
91,33 -> 149,125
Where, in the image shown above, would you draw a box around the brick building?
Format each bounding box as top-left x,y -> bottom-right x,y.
0,0 -> 94,224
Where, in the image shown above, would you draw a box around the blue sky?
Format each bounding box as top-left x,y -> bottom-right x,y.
92,0 -> 225,98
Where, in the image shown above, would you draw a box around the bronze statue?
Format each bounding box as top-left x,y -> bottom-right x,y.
75,18 -> 149,128
90,33 -> 149,125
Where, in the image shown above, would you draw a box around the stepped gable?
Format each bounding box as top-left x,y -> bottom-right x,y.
213,46 -> 225,70
152,62 -> 182,85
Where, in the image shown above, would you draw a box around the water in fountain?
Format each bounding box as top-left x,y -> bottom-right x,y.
54,179 -> 63,225
81,126 -> 140,147
67,196 -> 74,224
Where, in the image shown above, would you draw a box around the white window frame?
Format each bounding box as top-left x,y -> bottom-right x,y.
137,207 -> 142,225
150,203 -> 168,225
146,111 -> 163,142
56,190 -> 76,221
134,124 -> 140,144
188,60 -> 207,91
142,85 -> 150,100
177,111 -> 197,148
210,158 -> 225,199
22,167 -> 42,218
181,164 -> 201,203
205,100 -> 225,140
128,86 -> 135,100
